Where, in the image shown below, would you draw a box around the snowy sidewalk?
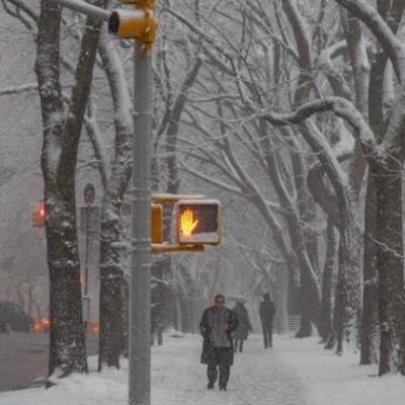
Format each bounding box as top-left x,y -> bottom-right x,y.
152,333 -> 307,405
2,333 -> 405,405
0,333 -> 307,405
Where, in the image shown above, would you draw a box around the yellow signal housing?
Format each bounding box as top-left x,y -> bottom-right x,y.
108,9 -> 158,43
120,0 -> 155,7
151,204 -> 163,244
175,199 -> 221,245
121,203 -> 163,243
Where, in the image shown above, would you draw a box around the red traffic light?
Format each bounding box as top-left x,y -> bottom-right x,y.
175,199 -> 221,245
32,200 -> 46,228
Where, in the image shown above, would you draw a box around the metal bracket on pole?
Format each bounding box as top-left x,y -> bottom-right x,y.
51,0 -> 110,21
151,193 -> 205,203
151,243 -> 205,253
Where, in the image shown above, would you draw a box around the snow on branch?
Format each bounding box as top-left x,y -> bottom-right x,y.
334,0 -> 403,81
2,0 -> 39,29
0,83 -> 37,97
259,97 -> 376,151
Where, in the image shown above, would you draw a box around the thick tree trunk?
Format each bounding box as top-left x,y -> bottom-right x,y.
360,174 -> 379,365
98,208 -> 125,370
372,159 -> 404,375
35,2 -> 87,378
291,143 -> 321,336
46,195 -> 87,376
291,226 -> 321,337
319,220 -> 338,342
35,0 -> 107,377
96,30 -> 133,370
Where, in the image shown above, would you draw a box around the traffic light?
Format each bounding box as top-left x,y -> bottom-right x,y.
120,0 -> 155,6
121,202 -> 163,244
151,204 -> 163,244
175,199 -> 221,245
108,5 -> 157,42
32,200 -> 46,228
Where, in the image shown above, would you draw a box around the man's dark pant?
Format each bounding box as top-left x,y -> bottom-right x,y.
234,339 -> 244,352
207,364 -> 230,387
262,321 -> 273,348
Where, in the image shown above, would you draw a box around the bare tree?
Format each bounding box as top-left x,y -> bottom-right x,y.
34,0 -> 108,377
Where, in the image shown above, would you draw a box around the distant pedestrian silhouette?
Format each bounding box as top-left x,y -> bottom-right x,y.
259,293 -> 275,348
231,301 -> 252,352
150,302 -> 163,346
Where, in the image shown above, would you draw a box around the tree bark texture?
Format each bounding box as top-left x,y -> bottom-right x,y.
360,175 -> 379,365
96,29 -> 132,370
371,158 -> 404,375
35,1 -> 87,378
98,208 -> 125,369
319,220 -> 338,342
35,0 -> 107,377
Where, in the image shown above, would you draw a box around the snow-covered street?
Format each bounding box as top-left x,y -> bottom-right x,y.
1,332 -> 405,405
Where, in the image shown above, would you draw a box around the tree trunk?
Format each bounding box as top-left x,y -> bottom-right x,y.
35,2 -> 85,378
35,0 -> 107,377
360,174 -> 379,364
46,195 -> 87,376
319,220 -> 338,342
372,158 -> 404,375
98,207 -> 124,370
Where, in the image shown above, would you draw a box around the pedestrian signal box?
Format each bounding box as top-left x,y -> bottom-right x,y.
175,199 -> 221,245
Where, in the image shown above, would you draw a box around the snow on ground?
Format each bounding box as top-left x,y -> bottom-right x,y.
280,335 -> 405,405
1,333 -> 405,405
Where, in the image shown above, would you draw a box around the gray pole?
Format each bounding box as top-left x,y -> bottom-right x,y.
52,0 -> 109,21
84,206 -> 90,326
130,42 -> 152,405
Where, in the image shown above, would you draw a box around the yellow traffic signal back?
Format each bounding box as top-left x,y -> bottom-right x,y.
151,204 -> 163,244
120,0 -> 155,7
108,9 -> 157,42
175,199 -> 221,245
121,202 -> 163,244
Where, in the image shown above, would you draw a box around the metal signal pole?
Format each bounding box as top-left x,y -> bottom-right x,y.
130,41 -> 153,405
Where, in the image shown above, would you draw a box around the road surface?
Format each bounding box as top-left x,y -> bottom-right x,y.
0,332 -> 98,392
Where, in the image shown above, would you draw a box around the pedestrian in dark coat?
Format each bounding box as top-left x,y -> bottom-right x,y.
200,294 -> 238,391
259,292 -> 275,348
231,301 -> 252,353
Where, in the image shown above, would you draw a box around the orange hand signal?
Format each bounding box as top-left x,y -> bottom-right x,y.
180,209 -> 199,237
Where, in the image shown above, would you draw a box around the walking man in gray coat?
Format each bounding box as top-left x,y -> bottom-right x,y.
199,294 -> 238,391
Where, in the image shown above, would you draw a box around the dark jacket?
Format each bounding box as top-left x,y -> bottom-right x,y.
199,306 -> 238,366
232,303 -> 252,340
259,299 -> 275,324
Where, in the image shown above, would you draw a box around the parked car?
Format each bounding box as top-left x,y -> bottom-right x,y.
0,301 -> 32,332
